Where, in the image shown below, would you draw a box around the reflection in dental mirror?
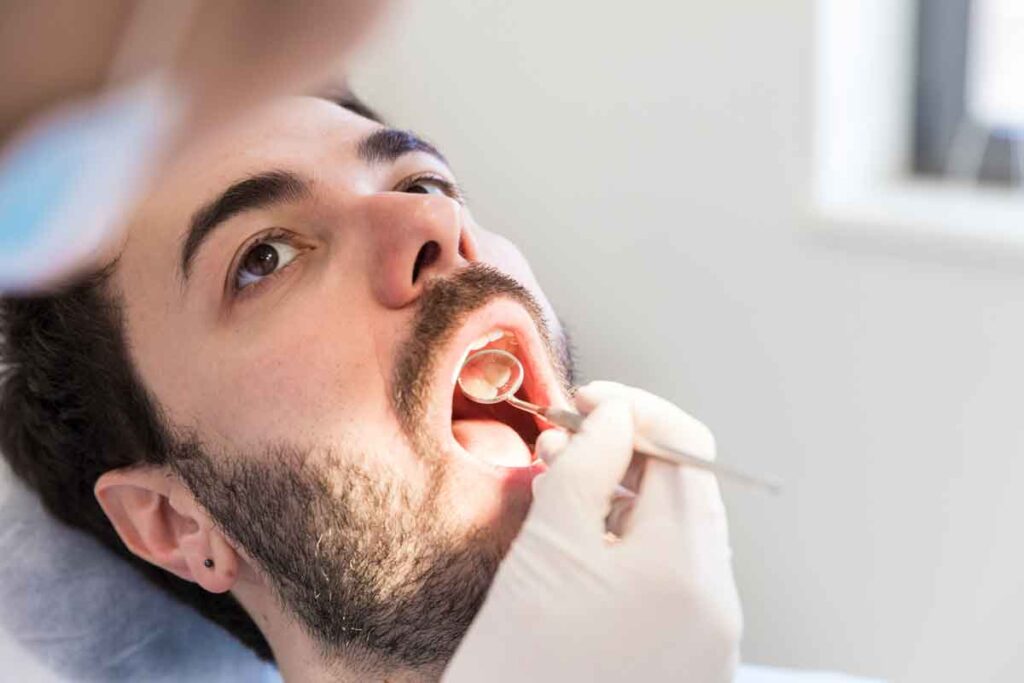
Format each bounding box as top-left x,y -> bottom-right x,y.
457,349 -> 524,404
457,347 -> 585,437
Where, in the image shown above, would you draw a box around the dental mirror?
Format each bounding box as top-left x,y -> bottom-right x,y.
457,348 -> 783,494
457,349 -> 524,404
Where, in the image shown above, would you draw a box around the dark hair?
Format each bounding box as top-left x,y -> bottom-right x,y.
0,269 -> 275,660
0,93 -> 384,663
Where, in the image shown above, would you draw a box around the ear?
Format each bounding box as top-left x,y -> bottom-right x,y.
94,467 -> 239,594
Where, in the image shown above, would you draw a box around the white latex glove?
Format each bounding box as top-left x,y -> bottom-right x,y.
443,381 -> 742,682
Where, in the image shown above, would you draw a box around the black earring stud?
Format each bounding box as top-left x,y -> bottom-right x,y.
204,558 -> 214,569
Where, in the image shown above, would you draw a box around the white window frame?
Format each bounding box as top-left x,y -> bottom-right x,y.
813,0 -> 1024,249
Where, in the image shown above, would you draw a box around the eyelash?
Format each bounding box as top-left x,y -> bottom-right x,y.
396,172 -> 466,204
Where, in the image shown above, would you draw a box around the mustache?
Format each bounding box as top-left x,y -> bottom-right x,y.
391,263 -> 558,441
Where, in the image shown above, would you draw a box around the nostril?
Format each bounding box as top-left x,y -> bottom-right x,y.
412,240 -> 442,284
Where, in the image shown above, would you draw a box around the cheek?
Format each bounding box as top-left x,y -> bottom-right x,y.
190,311 -> 399,454
190,318 -> 439,500
221,350 -> 349,436
473,228 -> 533,285
473,227 -> 562,333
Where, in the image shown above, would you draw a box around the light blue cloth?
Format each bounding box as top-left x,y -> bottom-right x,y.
0,78 -> 177,291
737,665 -> 884,682
0,469 -> 278,682
0,463 -> 882,682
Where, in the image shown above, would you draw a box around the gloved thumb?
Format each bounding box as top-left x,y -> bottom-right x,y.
534,428 -> 570,465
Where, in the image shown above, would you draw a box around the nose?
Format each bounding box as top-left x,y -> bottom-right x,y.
362,192 -> 478,308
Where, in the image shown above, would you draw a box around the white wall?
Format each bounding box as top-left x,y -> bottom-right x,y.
355,2 -> 1024,681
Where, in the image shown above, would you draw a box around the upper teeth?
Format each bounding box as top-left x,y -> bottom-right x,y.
452,329 -> 508,384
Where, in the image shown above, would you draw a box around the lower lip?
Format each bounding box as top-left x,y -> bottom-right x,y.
492,460 -> 546,499
450,441 -> 547,489
500,458 -> 547,487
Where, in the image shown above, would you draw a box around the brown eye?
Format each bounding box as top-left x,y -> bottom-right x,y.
243,243 -> 278,276
235,239 -> 298,290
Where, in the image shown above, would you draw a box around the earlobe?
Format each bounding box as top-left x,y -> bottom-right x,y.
186,528 -> 239,594
94,467 -> 239,592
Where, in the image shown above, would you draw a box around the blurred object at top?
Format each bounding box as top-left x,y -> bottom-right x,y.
0,0 -> 392,293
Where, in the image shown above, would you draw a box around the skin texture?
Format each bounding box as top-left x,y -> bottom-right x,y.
94,97 -> 570,681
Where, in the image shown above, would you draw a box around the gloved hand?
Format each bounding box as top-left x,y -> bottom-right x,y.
443,381 -> 742,682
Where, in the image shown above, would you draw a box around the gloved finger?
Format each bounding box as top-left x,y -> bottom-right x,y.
534,428 -> 570,466
629,450 -> 727,546
626,457 -> 727,550
575,381 -> 717,462
576,382 -> 724,542
529,398 -> 634,539
539,429 -> 641,507
618,451 -> 648,497
603,453 -> 646,538
630,461 -> 739,650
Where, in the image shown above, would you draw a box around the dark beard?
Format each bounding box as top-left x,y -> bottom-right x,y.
169,264 -> 570,674
170,442 -> 503,674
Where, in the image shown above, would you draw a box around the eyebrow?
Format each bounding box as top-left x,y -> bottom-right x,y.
180,128 -> 448,282
358,128 -> 447,166
180,170 -> 310,280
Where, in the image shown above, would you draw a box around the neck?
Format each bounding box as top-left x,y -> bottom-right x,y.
232,580 -> 444,682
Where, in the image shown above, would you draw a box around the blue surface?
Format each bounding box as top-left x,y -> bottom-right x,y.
737,664 -> 885,682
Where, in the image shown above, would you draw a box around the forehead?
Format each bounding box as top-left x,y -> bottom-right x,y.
150,96 -> 380,222
112,96 -> 382,299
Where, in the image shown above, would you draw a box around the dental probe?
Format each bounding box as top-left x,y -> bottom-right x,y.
458,349 -> 782,494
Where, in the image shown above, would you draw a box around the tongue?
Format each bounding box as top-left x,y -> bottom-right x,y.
452,418 -> 534,468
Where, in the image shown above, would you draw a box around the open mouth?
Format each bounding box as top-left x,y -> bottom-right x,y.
448,327 -> 549,469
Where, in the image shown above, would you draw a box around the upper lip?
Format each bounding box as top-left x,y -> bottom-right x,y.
432,297 -> 568,449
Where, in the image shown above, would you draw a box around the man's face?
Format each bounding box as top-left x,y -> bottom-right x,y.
110,97 -> 571,666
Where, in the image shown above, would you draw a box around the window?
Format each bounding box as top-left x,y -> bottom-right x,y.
813,0 -> 1024,249
915,0 -> 1024,187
